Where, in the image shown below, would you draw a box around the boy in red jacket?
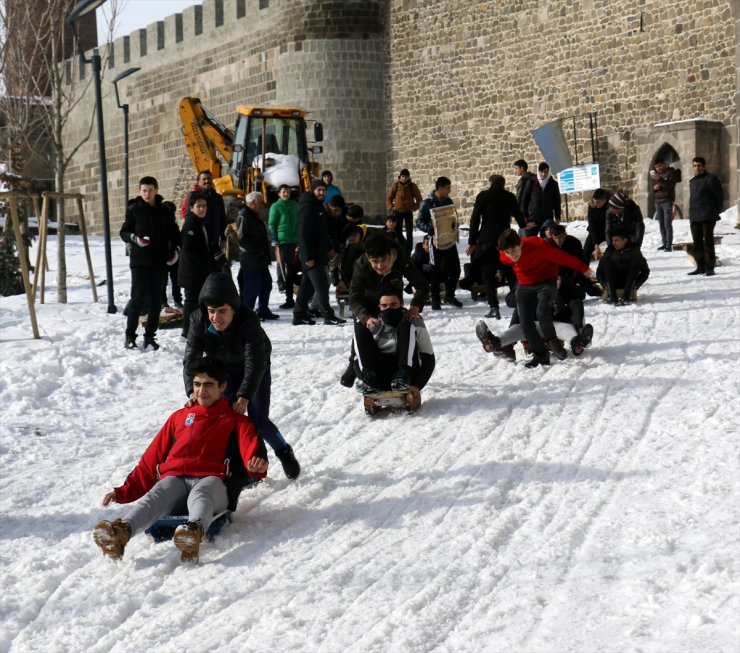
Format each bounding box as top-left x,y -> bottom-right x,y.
495,229 -> 595,367
93,357 -> 267,562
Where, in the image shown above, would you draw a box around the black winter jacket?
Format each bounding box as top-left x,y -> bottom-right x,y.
178,212 -> 220,288
689,171 -> 723,223
119,195 -> 180,268
468,187 -> 524,251
183,273 -> 271,402
586,203 -> 608,243
183,187 -> 228,246
237,206 -> 271,272
515,172 -> 535,218
528,176 -> 561,226
349,238 -> 429,324
606,200 -> 644,247
298,191 -> 331,267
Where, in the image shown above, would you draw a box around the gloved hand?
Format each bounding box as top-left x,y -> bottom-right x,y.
131,235 -> 150,247
167,247 -> 180,266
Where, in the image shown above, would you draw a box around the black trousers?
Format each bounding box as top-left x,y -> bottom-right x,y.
162,262 -> 182,304
127,265 -> 167,338
430,246 -> 461,300
181,283 -> 203,337
582,235 -> 601,262
690,220 -> 717,271
475,246 -> 516,308
393,211 -> 414,253
516,281 -> 558,356
352,320 -> 413,389
277,243 -> 300,301
294,265 -> 335,318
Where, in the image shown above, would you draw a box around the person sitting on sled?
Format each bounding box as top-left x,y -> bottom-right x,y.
353,285 -> 435,409
93,356 -> 268,563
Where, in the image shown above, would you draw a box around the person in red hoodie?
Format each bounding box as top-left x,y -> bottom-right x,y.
494,229 -> 595,367
93,357 -> 267,563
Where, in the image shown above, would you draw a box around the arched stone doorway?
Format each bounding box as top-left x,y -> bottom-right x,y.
635,119 -> 723,220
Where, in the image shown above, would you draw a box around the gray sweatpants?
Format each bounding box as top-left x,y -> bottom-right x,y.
499,321 -> 577,348
121,475 -> 228,536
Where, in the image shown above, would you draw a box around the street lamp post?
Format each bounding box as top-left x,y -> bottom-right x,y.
66,0 -> 117,314
112,67 -> 141,207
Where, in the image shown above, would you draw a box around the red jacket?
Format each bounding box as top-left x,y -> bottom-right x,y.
114,398 -> 265,504
500,236 -> 588,286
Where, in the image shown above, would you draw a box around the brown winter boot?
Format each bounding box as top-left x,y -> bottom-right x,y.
93,518 -> 131,560
173,521 -> 203,563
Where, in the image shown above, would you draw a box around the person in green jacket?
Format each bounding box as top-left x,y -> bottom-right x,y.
268,184 -> 300,308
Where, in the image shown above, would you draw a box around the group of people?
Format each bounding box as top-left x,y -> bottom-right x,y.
102,154 -> 724,561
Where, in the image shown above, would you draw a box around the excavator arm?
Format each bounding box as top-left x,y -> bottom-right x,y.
178,97 -> 235,181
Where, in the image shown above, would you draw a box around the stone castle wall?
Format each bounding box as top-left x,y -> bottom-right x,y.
63,0 -> 386,232
62,0 -> 737,232
384,0 -> 737,220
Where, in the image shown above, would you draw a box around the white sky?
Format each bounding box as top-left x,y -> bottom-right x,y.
96,0 -> 202,44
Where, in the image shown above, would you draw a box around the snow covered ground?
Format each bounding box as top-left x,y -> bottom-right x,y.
1,215 -> 738,653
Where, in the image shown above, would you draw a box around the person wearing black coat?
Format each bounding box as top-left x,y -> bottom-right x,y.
605,192 -> 644,248
119,176 -> 181,350
513,159 -> 535,221
178,191 -> 223,337
688,157 -> 724,276
292,179 -> 345,325
466,175 -> 524,318
236,192 -> 277,320
183,272 -> 300,480
583,188 -> 609,262
596,228 -> 650,305
181,170 -> 228,253
526,162 -> 561,236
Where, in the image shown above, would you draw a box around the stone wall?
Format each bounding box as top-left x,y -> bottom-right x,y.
61,0 -> 737,233
385,0 -> 737,220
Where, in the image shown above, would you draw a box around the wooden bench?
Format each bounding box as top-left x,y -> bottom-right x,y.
673,236 -> 722,267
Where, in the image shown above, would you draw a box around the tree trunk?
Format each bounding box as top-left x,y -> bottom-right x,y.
48,25 -> 67,305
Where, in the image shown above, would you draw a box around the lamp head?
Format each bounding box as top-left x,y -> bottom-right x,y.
67,0 -> 107,24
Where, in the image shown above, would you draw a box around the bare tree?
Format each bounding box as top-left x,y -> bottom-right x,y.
0,0 -> 121,302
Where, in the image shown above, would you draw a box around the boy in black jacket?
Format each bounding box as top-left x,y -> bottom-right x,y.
184,272 -> 300,481
119,176 -> 181,351
597,228 -> 650,305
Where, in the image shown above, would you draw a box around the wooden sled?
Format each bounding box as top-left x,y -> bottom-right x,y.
140,306 -> 184,329
363,390 -> 421,416
601,287 -> 638,302
145,510 -> 232,544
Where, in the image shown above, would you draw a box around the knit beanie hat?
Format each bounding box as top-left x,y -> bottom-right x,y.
399,168 -> 410,177
608,192 -> 627,209
311,179 -> 327,191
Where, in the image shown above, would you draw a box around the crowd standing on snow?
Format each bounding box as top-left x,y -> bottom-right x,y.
96,155 -> 726,562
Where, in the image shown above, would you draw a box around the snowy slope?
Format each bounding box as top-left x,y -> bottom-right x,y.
0,217 -> 738,653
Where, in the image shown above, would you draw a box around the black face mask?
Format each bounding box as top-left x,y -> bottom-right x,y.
379,307 -> 404,328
